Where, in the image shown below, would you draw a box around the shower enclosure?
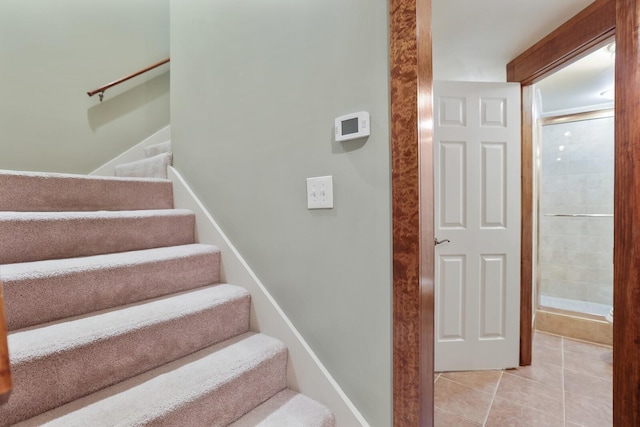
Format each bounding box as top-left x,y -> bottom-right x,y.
537,111 -> 614,318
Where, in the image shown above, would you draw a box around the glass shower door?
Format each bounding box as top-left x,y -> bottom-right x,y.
538,113 -> 614,317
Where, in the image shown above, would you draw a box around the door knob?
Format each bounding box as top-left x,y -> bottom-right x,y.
434,238 -> 451,246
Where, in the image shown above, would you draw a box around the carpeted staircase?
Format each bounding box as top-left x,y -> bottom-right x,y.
0,169 -> 335,426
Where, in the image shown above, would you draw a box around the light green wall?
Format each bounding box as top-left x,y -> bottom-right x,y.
170,1 -> 392,425
0,0 -> 169,174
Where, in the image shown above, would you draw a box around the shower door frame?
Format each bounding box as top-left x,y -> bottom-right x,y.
536,108 -> 615,319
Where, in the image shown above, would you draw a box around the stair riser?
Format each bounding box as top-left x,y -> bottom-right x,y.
1,293 -> 250,425
114,153 -> 172,179
144,141 -> 172,158
2,250 -> 221,331
0,213 -> 195,264
0,172 -> 173,212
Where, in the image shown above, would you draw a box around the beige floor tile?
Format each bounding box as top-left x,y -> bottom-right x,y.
485,397 -> 564,427
563,347 -> 613,380
435,377 -> 493,425
532,340 -> 563,367
564,368 -> 612,401
563,337 -> 612,358
440,370 -> 502,394
563,338 -> 613,376
434,408 -> 481,427
436,332 -> 613,426
533,331 -> 563,349
565,390 -> 612,427
506,361 -> 563,387
495,372 -> 564,418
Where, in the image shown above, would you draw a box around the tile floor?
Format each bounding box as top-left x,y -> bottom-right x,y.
434,331 -> 613,426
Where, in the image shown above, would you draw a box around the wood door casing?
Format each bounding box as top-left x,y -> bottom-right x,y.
506,0 -> 615,367
507,0 -> 615,85
518,85 -> 534,366
613,1 -> 640,424
508,0 -> 640,424
389,0 -> 433,425
392,0 -> 640,425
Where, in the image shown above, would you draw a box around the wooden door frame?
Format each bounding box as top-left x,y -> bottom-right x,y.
507,0 -> 616,366
390,0 -> 433,425
508,0 -> 640,424
391,0 -> 640,424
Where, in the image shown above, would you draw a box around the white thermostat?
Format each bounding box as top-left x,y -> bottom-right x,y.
335,111 -> 370,142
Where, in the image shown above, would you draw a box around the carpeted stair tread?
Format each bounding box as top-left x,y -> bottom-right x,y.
144,140 -> 172,158
0,209 -> 195,264
1,284 -> 251,425
0,167 -> 336,424
15,333 -> 287,427
229,389 -> 336,427
0,169 -> 173,212
0,244 -> 221,331
115,152 -> 173,179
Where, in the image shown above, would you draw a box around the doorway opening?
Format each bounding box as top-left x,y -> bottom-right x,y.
432,40 -> 615,427
533,40 -> 615,345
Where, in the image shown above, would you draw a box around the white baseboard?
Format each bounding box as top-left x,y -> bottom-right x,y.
90,126 -> 171,176
168,166 -> 368,427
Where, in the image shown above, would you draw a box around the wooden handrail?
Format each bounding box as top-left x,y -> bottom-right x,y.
87,57 -> 170,101
0,281 -> 11,405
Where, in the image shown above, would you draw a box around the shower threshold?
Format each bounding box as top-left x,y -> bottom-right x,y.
539,295 -> 611,317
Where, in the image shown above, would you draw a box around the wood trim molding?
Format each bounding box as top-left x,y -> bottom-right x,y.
507,0 -> 615,85
519,85 -> 534,366
389,0 -> 433,424
614,1 -> 640,424
417,0 -> 435,425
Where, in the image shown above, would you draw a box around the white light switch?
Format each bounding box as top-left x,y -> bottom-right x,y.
306,176 -> 333,209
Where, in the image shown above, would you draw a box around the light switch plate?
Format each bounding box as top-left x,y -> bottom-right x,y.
306,176 -> 333,209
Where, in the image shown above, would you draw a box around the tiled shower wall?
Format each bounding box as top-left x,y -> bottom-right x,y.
539,116 -> 614,313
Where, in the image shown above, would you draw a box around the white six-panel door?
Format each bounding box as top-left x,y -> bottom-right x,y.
433,81 -> 521,371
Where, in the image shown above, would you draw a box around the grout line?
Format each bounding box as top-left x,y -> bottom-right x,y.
562,335 -> 613,349
435,374 -> 494,394
482,370 -> 503,427
563,365 -> 613,382
433,406 -> 483,426
435,374 -> 498,426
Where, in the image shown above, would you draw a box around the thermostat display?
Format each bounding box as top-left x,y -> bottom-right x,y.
335,111 -> 370,142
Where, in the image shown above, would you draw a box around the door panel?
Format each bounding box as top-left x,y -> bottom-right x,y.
481,142 -> 507,227
434,81 -> 521,371
439,141 -> 466,228
438,255 -> 466,341
480,254 -> 506,338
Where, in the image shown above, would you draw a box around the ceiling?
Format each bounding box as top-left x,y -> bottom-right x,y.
535,42 -> 614,115
432,0 -> 613,115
